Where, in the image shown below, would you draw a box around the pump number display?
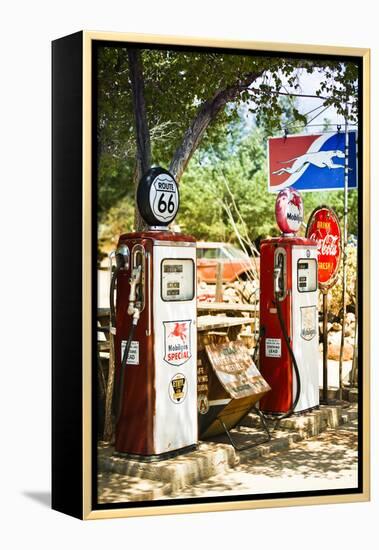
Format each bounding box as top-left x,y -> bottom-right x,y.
161,259 -> 194,301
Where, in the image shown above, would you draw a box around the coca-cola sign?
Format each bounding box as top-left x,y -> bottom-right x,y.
306,206 -> 341,290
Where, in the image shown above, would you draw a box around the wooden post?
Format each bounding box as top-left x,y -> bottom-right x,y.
103,332 -> 115,442
215,261 -> 223,302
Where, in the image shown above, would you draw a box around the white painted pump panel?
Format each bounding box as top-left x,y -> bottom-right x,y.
152,243 -> 198,454
291,245 -> 320,412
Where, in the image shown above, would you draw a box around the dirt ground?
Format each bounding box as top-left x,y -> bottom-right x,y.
169,420 -> 358,498
98,419 -> 358,503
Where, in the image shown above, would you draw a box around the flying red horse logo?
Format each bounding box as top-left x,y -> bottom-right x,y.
289,194 -> 302,209
164,320 -> 192,366
169,322 -> 187,343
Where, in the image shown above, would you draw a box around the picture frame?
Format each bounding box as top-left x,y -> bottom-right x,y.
52,30 -> 370,520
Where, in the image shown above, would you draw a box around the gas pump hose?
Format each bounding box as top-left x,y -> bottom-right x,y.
258,294 -> 302,431
109,261 -> 136,423
116,321 -> 137,423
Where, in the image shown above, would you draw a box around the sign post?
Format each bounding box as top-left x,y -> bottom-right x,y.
338,120 -> 350,399
306,207 -> 342,404
322,291 -> 329,403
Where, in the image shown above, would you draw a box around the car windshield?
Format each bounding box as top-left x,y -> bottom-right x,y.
197,244 -> 249,261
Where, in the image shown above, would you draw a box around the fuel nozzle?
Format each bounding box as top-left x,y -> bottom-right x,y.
274,267 -> 281,295
127,264 -> 142,322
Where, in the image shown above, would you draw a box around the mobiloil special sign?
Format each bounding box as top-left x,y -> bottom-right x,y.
163,320 -> 192,366
306,206 -> 342,290
268,132 -> 357,192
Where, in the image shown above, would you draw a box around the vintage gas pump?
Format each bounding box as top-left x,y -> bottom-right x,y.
259,187 -> 319,415
110,167 -> 197,459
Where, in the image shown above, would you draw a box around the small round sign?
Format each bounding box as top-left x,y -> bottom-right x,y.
275,187 -> 304,235
197,394 -> 209,415
137,166 -> 179,227
306,206 -> 342,290
168,373 -> 187,404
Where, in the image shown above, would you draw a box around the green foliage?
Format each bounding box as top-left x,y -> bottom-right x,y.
96,47 -> 359,256
98,197 -> 135,259
302,189 -> 358,235
98,120 -> 358,254
96,45 -> 358,218
176,121 -> 358,245
327,245 -> 357,316
176,125 -> 277,243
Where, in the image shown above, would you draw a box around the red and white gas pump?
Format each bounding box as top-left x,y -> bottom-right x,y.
259,187 -> 319,415
110,167 -> 197,459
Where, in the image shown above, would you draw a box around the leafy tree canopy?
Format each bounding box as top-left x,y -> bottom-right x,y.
176,120 -> 358,245
97,46 -> 358,218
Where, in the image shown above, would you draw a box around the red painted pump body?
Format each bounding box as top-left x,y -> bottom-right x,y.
259,236 -> 319,414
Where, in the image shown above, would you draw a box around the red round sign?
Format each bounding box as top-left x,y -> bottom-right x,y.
306,206 -> 342,290
275,187 -> 304,235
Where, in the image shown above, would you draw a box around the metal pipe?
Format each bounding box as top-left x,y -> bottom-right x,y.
322,290 -> 328,403
338,115 -> 349,400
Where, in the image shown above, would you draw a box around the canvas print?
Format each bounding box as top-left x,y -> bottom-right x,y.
94,41 -> 362,509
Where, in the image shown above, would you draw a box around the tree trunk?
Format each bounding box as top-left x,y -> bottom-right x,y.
127,48 -> 263,227
128,49 -> 151,230
169,71 -> 264,182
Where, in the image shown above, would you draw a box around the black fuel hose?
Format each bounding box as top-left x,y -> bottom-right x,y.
258,294 -> 302,430
109,256 -> 136,423
116,321 -> 137,423
273,294 -> 301,422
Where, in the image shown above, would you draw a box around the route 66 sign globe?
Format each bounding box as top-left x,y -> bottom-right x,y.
137,166 -> 179,226
275,186 -> 304,234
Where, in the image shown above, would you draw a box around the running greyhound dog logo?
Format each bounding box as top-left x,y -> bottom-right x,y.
163,320 -> 192,366
272,150 -> 346,176
268,132 -> 357,192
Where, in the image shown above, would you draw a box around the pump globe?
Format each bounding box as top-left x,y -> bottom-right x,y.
275,187 -> 304,234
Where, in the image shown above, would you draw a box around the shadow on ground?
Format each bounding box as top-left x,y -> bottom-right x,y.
98,472 -> 170,504
98,421 -> 358,502
22,491 -> 51,508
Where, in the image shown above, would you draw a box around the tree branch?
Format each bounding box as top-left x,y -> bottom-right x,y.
169,70 -> 264,182
128,49 -> 151,174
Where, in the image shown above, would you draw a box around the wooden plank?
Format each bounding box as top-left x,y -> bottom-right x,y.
98,307 -> 110,319
197,315 -> 256,332
98,304 -> 258,319
197,302 -> 258,313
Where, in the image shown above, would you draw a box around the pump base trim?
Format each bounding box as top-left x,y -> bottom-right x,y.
114,443 -> 198,462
